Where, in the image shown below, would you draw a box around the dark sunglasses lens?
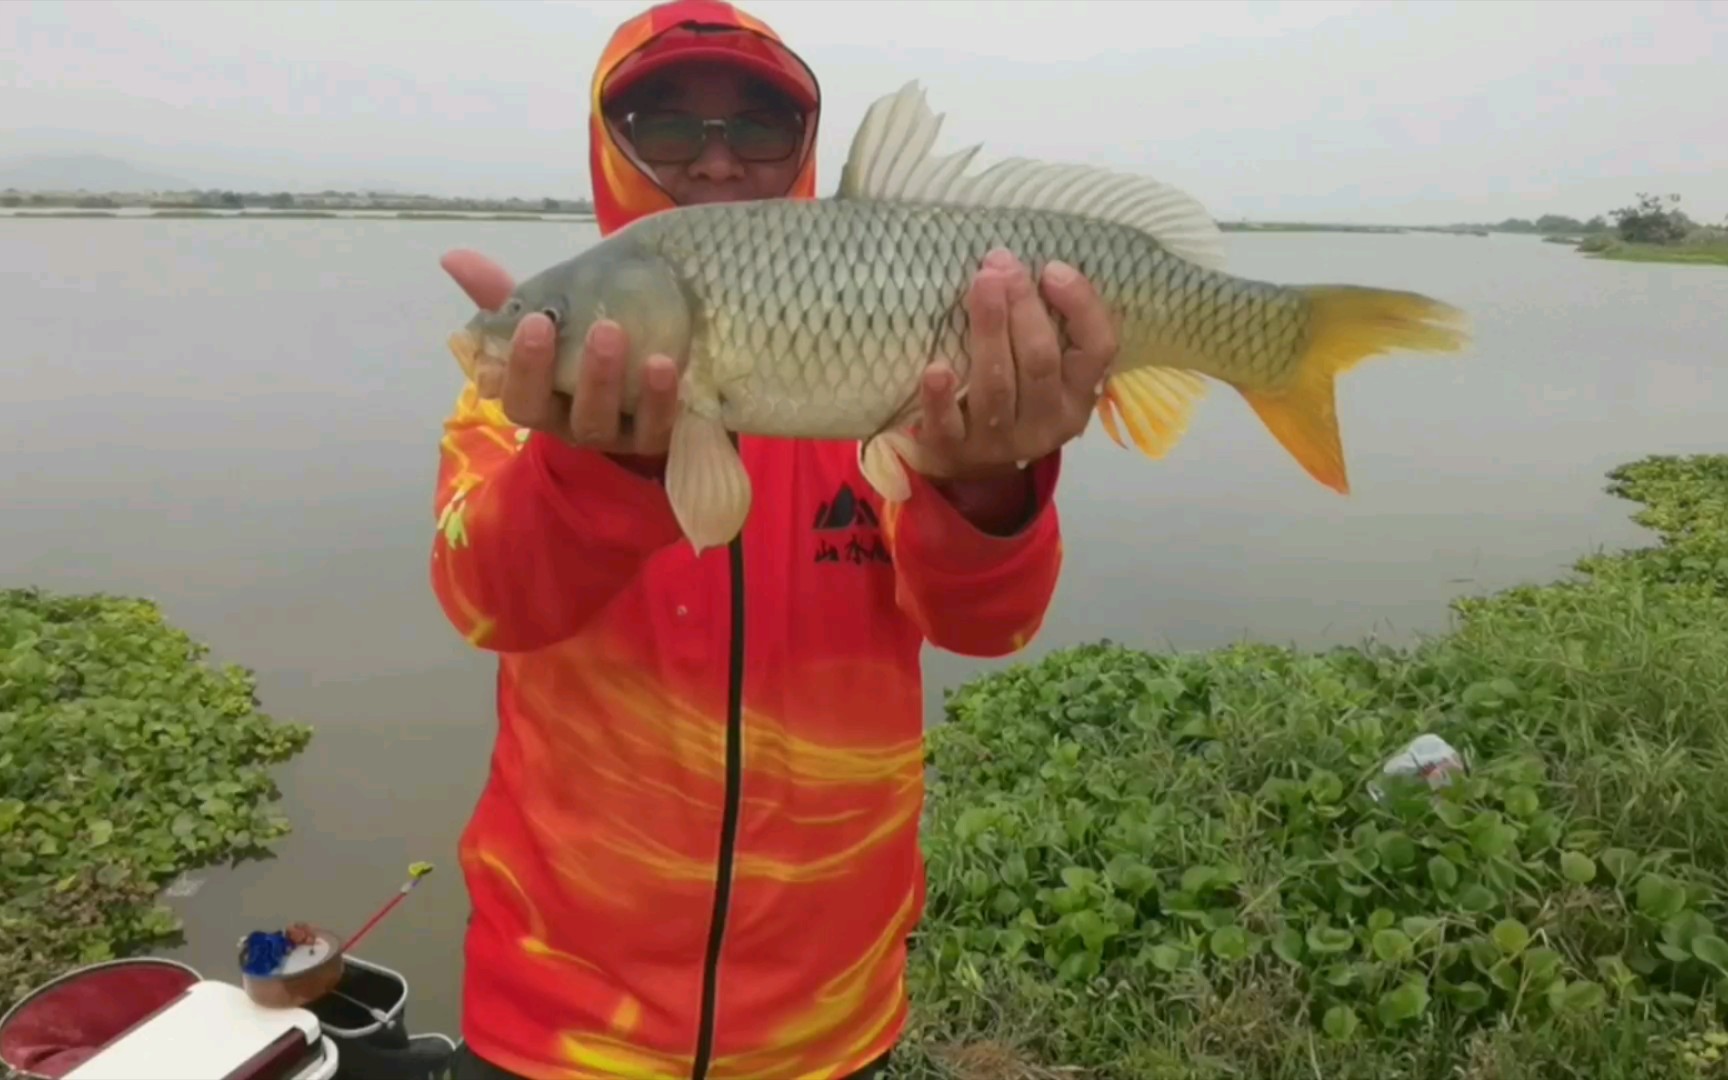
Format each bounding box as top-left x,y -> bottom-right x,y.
728,113 -> 800,162
631,113 -> 705,163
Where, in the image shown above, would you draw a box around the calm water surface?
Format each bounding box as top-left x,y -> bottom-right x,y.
2,219 -> 1724,1035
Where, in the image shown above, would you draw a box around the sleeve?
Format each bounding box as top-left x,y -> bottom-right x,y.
428,382 -> 685,653
880,450 -> 1064,658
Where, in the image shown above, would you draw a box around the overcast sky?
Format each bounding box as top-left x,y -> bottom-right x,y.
5,0 -> 1725,225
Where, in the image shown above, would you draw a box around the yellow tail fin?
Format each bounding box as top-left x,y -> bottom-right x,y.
1235,285 -> 1468,495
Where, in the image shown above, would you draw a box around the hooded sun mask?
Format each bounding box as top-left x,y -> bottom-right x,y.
587,0 -> 823,237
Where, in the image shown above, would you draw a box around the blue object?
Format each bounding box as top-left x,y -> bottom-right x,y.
240,930 -> 292,976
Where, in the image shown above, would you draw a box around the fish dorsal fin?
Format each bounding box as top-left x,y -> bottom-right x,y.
837,81 -> 1227,272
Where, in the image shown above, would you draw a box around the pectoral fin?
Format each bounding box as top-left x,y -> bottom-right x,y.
665,408 -> 752,554
858,429 -> 933,503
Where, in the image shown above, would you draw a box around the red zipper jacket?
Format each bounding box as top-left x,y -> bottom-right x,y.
429,3 -> 1066,1076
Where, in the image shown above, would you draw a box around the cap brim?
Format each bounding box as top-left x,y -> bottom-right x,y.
603,32 -> 819,113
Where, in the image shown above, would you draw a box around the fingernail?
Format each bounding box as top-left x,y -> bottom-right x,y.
985,247 -> 1018,270
586,320 -> 618,351
520,318 -> 551,347
1045,260 -> 1077,286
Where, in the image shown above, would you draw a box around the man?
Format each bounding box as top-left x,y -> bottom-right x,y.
431,2 -> 1119,1077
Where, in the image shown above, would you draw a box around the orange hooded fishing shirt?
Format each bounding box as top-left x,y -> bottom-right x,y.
429,3 -> 1065,1077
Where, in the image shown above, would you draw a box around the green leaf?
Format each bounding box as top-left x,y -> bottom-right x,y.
1446,980 -> 1491,1012
1470,815 -> 1518,859
1307,768 -> 1345,805
1599,847 -> 1638,882
1148,943 -> 1185,973
1210,925 -> 1250,962
1552,979 -> 1607,1013
1502,785 -> 1540,818
1307,926 -> 1356,955
1376,979 -> 1430,1026
1691,934 -> 1728,973
1522,946 -> 1562,985
1271,926 -> 1304,966
1372,928 -> 1413,964
1635,874 -> 1687,921
1491,918 -> 1531,957
1374,831 -> 1417,871
1322,1004 -> 1359,1041
1457,884 -> 1497,914
1426,854 -> 1459,891
1559,850 -> 1597,885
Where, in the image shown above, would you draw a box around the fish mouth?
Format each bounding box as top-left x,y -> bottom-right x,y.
447,328 -> 511,400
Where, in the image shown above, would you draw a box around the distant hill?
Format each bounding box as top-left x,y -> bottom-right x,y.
0,154 -> 193,194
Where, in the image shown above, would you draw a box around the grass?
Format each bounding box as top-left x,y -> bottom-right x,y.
1589,244 -> 1728,267
0,590 -> 312,1015
892,453 -> 1728,1079
1568,231 -> 1728,267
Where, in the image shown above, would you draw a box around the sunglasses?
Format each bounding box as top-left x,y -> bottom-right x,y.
619,108 -> 805,165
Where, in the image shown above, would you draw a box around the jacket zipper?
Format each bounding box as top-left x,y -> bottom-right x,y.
692,525 -> 747,1079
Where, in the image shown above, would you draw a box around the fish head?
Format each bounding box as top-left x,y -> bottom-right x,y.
449,234 -> 694,407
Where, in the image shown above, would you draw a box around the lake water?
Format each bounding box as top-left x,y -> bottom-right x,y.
2,219 -> 1724,1037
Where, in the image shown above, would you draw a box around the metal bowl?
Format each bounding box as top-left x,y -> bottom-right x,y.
238,927 -> 346,1009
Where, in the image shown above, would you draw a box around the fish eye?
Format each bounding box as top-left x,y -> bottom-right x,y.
541,308 -> 561,326
503,298 -> 523,315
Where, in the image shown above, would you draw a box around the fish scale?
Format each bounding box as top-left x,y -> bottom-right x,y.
631,198 -> 1261,438
449,80 -> 1468,553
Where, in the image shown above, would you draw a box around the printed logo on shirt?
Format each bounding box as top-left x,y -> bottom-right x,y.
812,481 -> 892,567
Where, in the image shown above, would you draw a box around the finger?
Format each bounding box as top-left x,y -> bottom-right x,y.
499,313 -> 558,428
631,354 -> 681,456
1004,256 -> 1063,424
567,319 -> 628,445
918,361 -> 967,450
1041,259 -> 1118,396
441,249 -> 515,311
963,259 -> 1017,447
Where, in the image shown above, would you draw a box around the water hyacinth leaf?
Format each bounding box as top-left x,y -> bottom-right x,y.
1322,1005 -> 1360,1041
1491,919 -> 1531,957
1427,854 -> 1460,891
1599,848 -> 1639,883
1457,884 -> 1498,914
1148,944 -> 1185,973
1551,979 -> 1608,1013
1308,926 -> 1356,955
1272,926 -> 1305,966
1210,925 -> 1250,961
1372,928 -> 1413,964
1376,980 -> 1430,1026
1692,935 -> 1728,973
1446,980 -> 1491,1012
1374,831 -> 1417,870
1522,947 -> 1562,985
1637,875 -> 1688,921
1559,850 -> 1597,884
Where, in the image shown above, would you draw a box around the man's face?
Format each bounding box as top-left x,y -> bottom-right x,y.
608,62 -> 808,206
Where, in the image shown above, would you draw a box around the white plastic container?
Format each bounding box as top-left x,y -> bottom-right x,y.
62,980 -> 336,1080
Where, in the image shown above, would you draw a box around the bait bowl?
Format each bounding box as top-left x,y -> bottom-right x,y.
238,926 -> 347,1009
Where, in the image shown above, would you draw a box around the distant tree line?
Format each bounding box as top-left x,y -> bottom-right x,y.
1485,193 -> 1725,248
1489,213 -> 1610,235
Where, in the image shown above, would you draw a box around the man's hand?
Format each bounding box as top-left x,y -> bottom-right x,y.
916,248 -> 1118,482
441,249 -> 680,460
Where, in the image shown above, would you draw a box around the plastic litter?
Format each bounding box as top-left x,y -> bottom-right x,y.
1369,733 -> 1466,802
